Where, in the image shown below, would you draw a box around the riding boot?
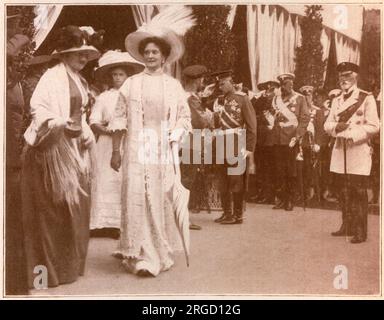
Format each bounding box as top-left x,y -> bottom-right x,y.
332,187 -> 354,236
351,188 -> 368,243
215,192 -> 232,223
284,178 -> 294,211
272,186 -> 285,209
221,192 -> 243,224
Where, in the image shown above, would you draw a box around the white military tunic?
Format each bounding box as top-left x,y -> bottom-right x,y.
324,86 -> 379,176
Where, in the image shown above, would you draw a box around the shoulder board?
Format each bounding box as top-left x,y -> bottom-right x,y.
292,91 -> 303,97
235,91 -> 246,96
359,89 -> 372,96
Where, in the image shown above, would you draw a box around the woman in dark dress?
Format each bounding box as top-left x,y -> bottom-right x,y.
21,26 -> 103,288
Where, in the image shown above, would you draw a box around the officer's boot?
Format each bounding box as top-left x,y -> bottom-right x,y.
332,187 -> 353,236
351,188 -> 368,243
272,186 -> 285,209
215,192 -> 232,223
284,178 -> 294,211
221,192 -> 244,224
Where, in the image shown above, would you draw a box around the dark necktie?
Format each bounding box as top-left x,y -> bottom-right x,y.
343,91 -> 353,101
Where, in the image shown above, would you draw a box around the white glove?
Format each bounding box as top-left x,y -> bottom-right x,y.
307,121 -> 315,136
289,137 -> 297,148
201,83 -> 216,98
312,144 -> 320,153
240,148 -> 253,159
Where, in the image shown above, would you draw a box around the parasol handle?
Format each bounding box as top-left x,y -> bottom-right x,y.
171,142 -> 181,178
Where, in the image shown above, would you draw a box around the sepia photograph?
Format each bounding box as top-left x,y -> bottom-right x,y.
2,1 -> 382,299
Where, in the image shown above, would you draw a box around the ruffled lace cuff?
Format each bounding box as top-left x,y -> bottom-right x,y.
107,119 -> 127,132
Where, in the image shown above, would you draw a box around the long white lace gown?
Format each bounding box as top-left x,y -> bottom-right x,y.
112,70 -> 183,276
89,89 -> 122,230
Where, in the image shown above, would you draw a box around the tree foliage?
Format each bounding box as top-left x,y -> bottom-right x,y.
294,5 -> 326,91
183,5 -> 237,72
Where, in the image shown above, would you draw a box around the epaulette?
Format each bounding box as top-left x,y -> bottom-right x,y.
293,91 -> 304,98
235,91 -> 246,96
359,89 -> 372,95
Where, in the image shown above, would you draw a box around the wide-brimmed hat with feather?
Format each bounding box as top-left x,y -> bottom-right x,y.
95,50 -> 145,81
52,25 -> 104,61
125,6 -> 196,64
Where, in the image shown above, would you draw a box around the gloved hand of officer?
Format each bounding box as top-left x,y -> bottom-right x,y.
335,122 -> 349,133
289,137 -> 297,148
312,144 -> 320,153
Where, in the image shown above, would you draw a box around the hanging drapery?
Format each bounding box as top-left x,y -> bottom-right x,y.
227,5 -> 238,29
246,5 -> 258,91
33,4 -> 63,50
335,32 -> 360,64
247,5 -> 302,91
131,5 -> 156,27
321,27 -> 332,80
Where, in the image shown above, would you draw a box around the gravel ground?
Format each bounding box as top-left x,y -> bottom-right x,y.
30,203 -> 380,298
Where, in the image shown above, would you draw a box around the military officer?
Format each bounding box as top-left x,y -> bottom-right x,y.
251,81 -> 280,204
299,85 -> 328,203
270,73 -> 310,211
211,70 -> 257,224
324,62 -> 379,243
369,90 -> 380,205
321,89 -> 343,202
181,64 -> 214,230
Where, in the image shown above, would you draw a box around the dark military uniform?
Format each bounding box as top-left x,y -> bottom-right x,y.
252,93 -> 275,203
270,90 -> 310,210
213,91 -> 257,223
180,92 -> 213,212
300,105 -> 328,203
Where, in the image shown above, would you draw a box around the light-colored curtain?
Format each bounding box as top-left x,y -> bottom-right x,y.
321,28 -> 332,80
33,4 -> 63,50
131,5 -> 156,27
247,5 -> 302,91
227,5 -> 238,29
247,5 -> 258,91
335,32 -> 360,64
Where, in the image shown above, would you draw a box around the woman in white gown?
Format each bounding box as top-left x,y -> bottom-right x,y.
109,9 -> 194,276
89,51 -> 144,238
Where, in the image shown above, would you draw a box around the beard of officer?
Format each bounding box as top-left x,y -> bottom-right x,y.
339,71 -> 357,93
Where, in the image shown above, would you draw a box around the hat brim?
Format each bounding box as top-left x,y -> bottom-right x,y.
125,30 -> 184,65
95,62 -> 145,81
52,45 -> 100,61
27,55 -> 52,66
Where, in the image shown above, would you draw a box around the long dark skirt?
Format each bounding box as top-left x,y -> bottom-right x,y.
21,147 -> 91,289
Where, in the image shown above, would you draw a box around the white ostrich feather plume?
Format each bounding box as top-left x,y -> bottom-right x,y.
139,5 -> 196,37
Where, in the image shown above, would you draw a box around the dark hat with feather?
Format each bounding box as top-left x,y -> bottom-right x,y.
52,25 -> 105,61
